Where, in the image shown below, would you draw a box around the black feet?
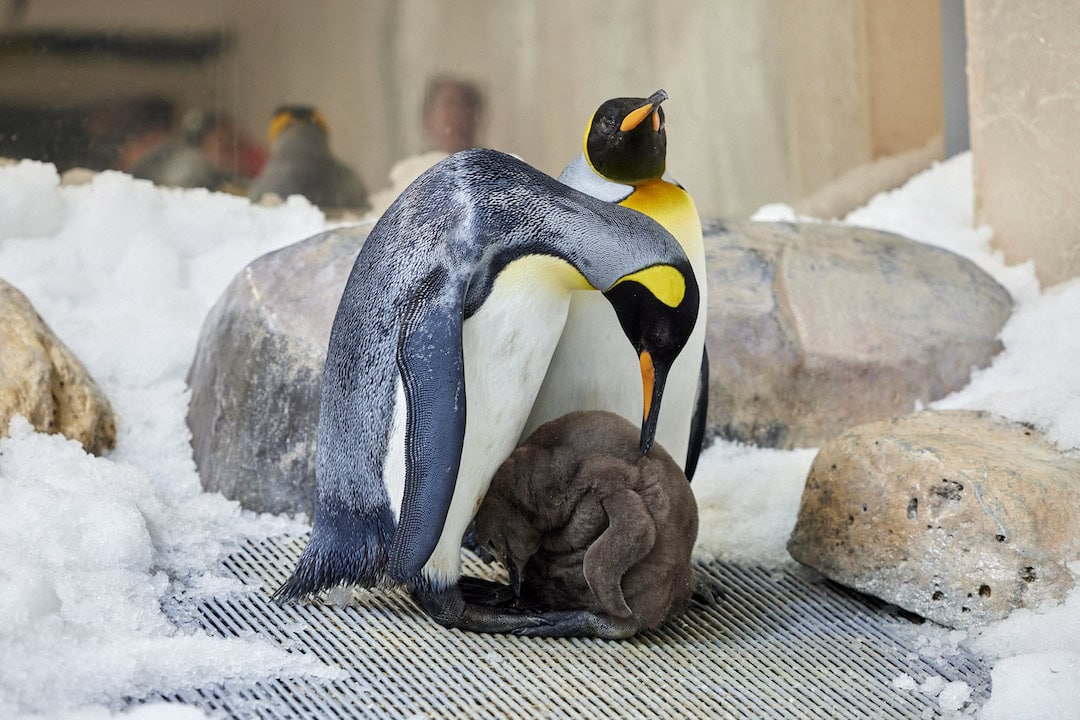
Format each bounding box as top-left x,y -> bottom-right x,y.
412,577 -> 640,638
458,575 -> 518,607
412,579 -> 550,635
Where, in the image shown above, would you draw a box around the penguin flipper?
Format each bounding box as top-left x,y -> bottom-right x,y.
388,276 -> 468,582
683,347 -> 710,481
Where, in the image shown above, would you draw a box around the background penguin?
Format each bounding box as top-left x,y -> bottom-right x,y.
248,105 -> 370,212
127,108 -> 238,192
524,89 -> 710,479
473,410 -> 698,639
273,148 -> 700,636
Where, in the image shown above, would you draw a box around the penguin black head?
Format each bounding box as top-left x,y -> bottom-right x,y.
603,258 -> 699,455
584,89 -> 668,184
267,105 -> 330,145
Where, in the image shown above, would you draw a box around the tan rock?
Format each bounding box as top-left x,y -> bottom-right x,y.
0,279 -> 116,455
703,220 -> 1012,448
788,410 -> 1080,628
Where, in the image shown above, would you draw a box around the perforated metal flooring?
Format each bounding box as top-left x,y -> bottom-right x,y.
141,535 -> 991,719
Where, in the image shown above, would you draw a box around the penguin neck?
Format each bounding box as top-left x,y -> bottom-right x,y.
274,124 -> 333,159
619,178 -> 705,267
558,153 -> 633,203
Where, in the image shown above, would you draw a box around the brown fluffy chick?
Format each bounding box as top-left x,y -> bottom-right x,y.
473,410 -> 698,639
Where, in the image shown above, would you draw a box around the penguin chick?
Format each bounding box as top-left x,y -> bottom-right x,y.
248,105 -> 369,211
525,90 -> 710,480
474,410 -> 698,639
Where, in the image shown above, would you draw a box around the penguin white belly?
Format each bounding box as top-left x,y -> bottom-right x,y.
418,256 -> 585,585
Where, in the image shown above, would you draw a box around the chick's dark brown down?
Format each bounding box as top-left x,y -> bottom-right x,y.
474,410 -> 699,638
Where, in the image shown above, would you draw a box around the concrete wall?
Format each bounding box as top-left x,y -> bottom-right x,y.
966,0 -> 1080,288
1,0 -> 945,219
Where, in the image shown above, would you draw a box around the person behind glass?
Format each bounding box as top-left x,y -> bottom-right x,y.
366,76 -> 485,216
422,76 -> 484,154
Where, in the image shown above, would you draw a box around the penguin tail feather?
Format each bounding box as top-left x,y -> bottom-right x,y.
272,508 -> 395,604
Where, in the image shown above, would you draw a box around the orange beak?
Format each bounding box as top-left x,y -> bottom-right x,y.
638,350 -> 669,455
619,89 -> 669,133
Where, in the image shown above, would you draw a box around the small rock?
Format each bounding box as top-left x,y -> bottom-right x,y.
788,410 -> 1080,628
0,278 -> 116,455
702,220 -> 1012,448
186,224 -> 370,517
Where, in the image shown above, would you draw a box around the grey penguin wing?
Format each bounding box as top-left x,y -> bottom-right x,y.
684,347 -> 710,481
387,271 -> 468,582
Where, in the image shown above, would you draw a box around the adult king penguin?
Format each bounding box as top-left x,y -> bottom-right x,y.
248,105 -> 370,211
274,149 -> 699,637
524,89 -> 709,479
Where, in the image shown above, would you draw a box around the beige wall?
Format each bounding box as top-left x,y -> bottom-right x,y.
2,0 -> 944,219
967,0 -> 1080,287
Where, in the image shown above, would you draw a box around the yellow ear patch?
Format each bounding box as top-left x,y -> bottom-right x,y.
267,112 -> 294,144
610,265 -> 686,308
267,109 -> 330,144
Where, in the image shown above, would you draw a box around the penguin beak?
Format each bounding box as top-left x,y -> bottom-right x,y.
638,350 -> 670,455
619,89 -> 669,133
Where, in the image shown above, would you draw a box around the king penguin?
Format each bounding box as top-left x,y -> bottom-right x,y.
274,148 -> 700,637
248,105 -> 370,211
524,90 -> 710,479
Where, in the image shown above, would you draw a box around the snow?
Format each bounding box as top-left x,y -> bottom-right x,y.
1,152 -> 1078,717
0,163 -> 337,719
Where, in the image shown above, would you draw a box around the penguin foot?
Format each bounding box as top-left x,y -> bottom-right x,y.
458,575 -> 518,608
510,610 -> 641,640
412,581 -> 550,635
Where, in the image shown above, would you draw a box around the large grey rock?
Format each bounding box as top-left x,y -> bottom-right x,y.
186,224 -> 370,517
703,220 -> 1013,448
787,410 -> 1080,628
0,278 -> 116,455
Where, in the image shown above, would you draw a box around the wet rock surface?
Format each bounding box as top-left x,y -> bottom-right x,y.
702,220 -> 1013,448
787,410 -> 1080,628
0,278 -> 116,455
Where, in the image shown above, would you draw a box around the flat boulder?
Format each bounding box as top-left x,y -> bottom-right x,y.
702,220 -> 1013,448
186,224 -> 370,517
787,410 -> 1080,628
0,278 -> 116,455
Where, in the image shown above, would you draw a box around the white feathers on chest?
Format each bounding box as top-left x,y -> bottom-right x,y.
395,256 -> 583,583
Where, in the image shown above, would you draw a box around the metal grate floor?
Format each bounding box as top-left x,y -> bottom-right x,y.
139,535 -> 991,719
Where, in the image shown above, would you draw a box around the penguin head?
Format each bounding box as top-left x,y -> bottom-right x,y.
584,89 -> 668,184
603,259 -> 699,455
267,105 -> 330,148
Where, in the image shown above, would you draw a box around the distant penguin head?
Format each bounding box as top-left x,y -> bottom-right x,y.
603,258 -> 699,455
584,89 -> 668,184
267,105 -> 330,150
